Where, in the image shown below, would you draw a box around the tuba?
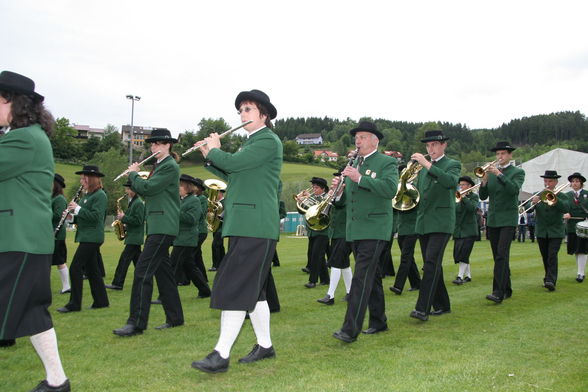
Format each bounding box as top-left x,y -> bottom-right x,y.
392,155 -> 429,211
205,179 -> 227,232
111,194 -> 127,241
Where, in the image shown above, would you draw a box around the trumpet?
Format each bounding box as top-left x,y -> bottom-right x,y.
113,151 -> 160,182
455,183 -> 481,203
474,159 -> 499,178
182,120 -> 253,157
520,182 -> 570,214
392,154 -> 430,211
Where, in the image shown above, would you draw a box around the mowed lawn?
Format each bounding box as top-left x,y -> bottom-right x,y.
2,233 -> 587,392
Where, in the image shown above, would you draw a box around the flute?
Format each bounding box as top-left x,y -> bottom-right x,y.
181,120 -> 252,157
113,151 -> 160,182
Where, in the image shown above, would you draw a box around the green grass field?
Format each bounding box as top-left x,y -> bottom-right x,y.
1,233 -> 587,392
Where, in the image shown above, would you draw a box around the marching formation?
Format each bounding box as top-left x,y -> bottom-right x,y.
1,70 -> 587,391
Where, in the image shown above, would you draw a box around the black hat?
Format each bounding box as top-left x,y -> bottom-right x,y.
75,165 -> 105,177
310,177 -> 328,191
179,174 -> 199,186
490,141 -> 516,152
145,128 -> 178,143
123,179 -> 133,187
540,170 -> 561,179
568,172 -> 586,183
193,177 -> 205,190
349,121 -> 384,140
235,89 -> 277,119
54,173 -> 66,188
459,176 -> 475,187
420,130 -> 449,143
0,71 -> 44,102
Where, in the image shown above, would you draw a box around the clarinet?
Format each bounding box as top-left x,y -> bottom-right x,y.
54,185 -> 84,236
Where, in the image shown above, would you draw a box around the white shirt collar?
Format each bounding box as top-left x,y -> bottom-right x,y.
433,154 -> 445,163
247,126 -> 266,138
359,149 -> 377,160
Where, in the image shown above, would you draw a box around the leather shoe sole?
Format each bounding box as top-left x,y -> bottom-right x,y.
389,286 -> 402,295
409,310 -> 428,321
332,330 -> 356,343
362,326 -> 389,335
191,351 -> 229,373
430,309 -> 451,316
486,294 -> 503,304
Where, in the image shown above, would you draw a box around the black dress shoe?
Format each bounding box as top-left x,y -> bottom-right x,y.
409,310 -> 428,321
304,282 -> 316,288
105,284 -> 122,290
463,277 -> 472,283
197,292 -> 211,299
155,322 -> 183,330
362,326 -> 389,334
320,281 -> 329,286
332,330 -> 356,343
59,289 -> 71,294
577,274 -> 585,283
317,295 -> 334,305
389,286 -> 402,295
452,277 -> 464,285
342,294 -> 350,302
544,281 -> 556,291
301,267 -> 310,273
56,306 -> 78,313
30,379 -> 71,392
0,339 -> 16,347
191,350 -> 229,373
408,287 -> 419,291
431,309 -> 451,316
113,324 -> 143,337
486,294 -> 503,304
238,344 -> 276,363
151,299 -> 162,305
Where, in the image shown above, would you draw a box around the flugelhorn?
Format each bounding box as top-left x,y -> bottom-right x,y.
392,154 -> 430,211
455,183 -> 481,203
182,120 -> 253,157
474,159 -> 499,178
113,151 -> 160,182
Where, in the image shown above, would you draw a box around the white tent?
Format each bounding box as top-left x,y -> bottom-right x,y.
520,148 -> 588,194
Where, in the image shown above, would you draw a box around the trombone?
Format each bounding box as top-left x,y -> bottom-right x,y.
293,187 -> 320,214
474,159 -> 499,178
455,183 -> 481,203
519,182 -> 570,214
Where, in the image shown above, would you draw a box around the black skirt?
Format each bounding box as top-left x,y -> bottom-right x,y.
52,240 -> 67,266
328,238 -> 351,269
453,237 -> 476,264
567,233 -> 588,255
210,237 -> 276,311
0,252 -> 53,339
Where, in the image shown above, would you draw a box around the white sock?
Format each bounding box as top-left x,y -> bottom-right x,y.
342,267 -> 353,293
577,254 -> 587,276
30,328 -> 67,386
465,263 -> 471,278
327,268 -> 342,298
248,301 -> 272,348
58,265 -> 70,292
214,310 -> 246,359
458,262 -> 467,278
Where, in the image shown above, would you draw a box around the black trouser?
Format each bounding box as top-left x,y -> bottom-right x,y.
341,240 -> 387,338
171,246 -> 210,296
453,237 -> 476,264
265,269 -> 280,312
194,233 -> 209,281
67,242 -> 109,311
308,235 -> 329,284
127,234 -> 183,330
272,251 -> 280,266
380,237 -> 396,277
517,225 -> 526,242
415,233 -> 451,314
393,235 -> 421,291
111,244 -> 142,288
488,226 -> 515,299
211,230 -> 225,269
528,225 -> 535,242
537,237 -> 562,285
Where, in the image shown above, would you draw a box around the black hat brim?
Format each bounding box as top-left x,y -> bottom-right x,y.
54,178 -> 66,188
145,136 -> 178,143
490,146 -> 516,152
420,136 -> 450,143
349,127 -> 384,141
0,81 -> 44,102
540,174 -> 561,179
235,91 -> 277,120
458,176 -> 475,187
75,170 -> 105,177
568,173 -> 587,183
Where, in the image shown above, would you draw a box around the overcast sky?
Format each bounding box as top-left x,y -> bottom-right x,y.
2,0 -> 587,136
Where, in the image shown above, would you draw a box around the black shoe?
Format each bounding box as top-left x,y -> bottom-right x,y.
88,304 -> 109,310
155,322 -> 183,330
105,284 -> 122,290
320,281 -> 329,286
151,299 -> 162,305
389,286 -> 402,295
485,294 -> 503,304
59,289 -> 71,294
30,379 -> 71,392
0,339 -> 16,348
208,267 -> 217,272
452,277 -> 464,285
332,330 -> 356,343
317,295 -> 334,305
191,350 -> 229,373
56,306 -> 78,313
431,309 -> 451,316
197,293 -> 211,299
408,287 -> 419,291
301,267 -> 310,274
342,293 -> 350,302
362,326 -> 388,334
544,281 -> 556,291
238,344 -> 276,363
304,282 -> 316,288
177,282 -> 190,286
272,263 -> 280,267
577,274 -> 585,283
113,324 -> 143,337
409,310 -> 428,321
463,277 -> 472,283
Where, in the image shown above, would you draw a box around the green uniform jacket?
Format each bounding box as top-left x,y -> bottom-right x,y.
534,192 -> 569,238
328,204 -> 347,240
565,189 -> 588,233
52,194 -> 68,241
453,192 -> 480,238
479,165 -> 525,227
415,156 -> 461,235
308,193 -> 329,238
338,152 -> 398,241
130,155 -> 180,237
397,206 -> 418,236
205,127 -> 283,240
197,193 -> 208,234
122,195 -> 145,245
0,124 -> 54,254
74,189 -> 107,244
174,194 -> 202,247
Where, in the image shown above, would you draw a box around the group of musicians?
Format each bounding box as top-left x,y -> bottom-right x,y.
2,70 -> 588,390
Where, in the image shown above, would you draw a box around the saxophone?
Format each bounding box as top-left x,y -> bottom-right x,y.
111,194 -> 127,241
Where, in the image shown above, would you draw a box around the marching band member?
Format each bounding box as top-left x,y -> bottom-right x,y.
0,70 -> 70,391
303,177 -> 330,288
106,179 -> 145,290
192,178 -> 209,282
331,121 -> 398,342
479,141 -> 525,303
409,130 -> 460,321
52,174 -> 71,295
564,172 -> 588,282
210,188 -> 226,271
452,176 -> 480,285
191,89 -> 282,373
113,128 -> 184,336
58,165 -> 109,313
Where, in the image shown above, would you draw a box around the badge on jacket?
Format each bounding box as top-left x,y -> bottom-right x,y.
371,172 -> 377,179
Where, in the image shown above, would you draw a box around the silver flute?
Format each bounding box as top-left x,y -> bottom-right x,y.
113,151 -> 160,181
181,120 -> 252,157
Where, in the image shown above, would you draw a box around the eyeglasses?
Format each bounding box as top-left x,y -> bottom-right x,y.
237,106 -> 258,115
